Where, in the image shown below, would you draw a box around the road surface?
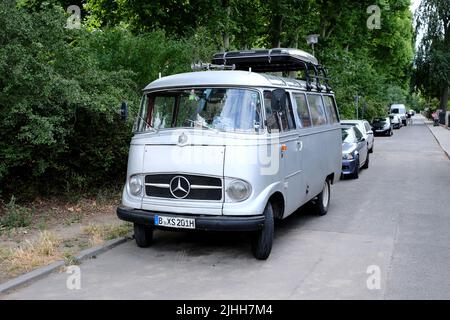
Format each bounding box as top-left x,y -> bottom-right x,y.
3,116 -> 450,299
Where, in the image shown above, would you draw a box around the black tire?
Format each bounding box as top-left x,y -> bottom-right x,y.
313,179 -> 331,216
362,152 -> 369,169
390,129 -> 393,136
251,202 -> 274,260
134,223 -> 153,248
369,145 -> 374,153
352,158 -> 360,179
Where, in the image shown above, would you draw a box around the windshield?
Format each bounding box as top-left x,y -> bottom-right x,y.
134,88 -> 262,133
341,128 -> 356,143
373,118 -> 387,124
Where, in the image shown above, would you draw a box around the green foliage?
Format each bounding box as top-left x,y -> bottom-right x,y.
0,3 -> 136,198
414,0 -> 450,109
1,0 -> 418,200
0,196 -> 32,229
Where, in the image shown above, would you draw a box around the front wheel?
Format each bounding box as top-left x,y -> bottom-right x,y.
251,202 -> 274,260
362,152 -> 370,169
313,179 -> 331,216
352,159 -> 360,179
134,223 -> 153,248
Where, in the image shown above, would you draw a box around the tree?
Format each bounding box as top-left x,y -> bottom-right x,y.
414,0 -> 450,110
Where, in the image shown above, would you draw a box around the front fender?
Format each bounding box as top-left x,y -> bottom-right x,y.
222,181 -> 284,216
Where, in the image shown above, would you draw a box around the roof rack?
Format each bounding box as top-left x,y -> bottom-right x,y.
211,48 -> 332,92
191,62 -> 236,71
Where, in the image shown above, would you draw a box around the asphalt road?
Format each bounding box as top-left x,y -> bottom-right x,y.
3,116 -> 450,300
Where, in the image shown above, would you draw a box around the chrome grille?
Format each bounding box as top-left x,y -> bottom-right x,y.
144,174 -> 222,201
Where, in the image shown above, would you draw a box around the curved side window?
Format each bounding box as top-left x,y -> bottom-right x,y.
264,90 -> 296,132
293,93 -> 312,128
323,95 -> 339,124
307,94 -> 327,126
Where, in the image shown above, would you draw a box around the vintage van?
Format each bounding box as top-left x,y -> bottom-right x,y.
117,48 -> 342,259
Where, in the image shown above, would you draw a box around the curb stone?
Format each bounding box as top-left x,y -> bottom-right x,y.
0,235 -> 131,295
426,123 -> 450,160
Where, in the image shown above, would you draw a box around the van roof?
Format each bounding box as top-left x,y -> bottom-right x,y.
143,70 -> 331,92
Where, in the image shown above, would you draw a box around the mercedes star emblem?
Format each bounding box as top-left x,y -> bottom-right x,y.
169,176 -> 191,199
178,133 -> 188,145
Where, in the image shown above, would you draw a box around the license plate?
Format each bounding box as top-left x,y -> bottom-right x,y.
154,215 -> 195,229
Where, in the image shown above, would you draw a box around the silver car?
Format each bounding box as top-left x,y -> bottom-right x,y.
341,120 -> 374,153
117,49 -> 342,259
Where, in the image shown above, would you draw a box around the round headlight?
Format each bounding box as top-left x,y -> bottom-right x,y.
226,180 -> 251,202
129,176 -> 143,196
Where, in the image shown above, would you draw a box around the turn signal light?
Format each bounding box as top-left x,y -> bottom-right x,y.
281,144 -> 287,152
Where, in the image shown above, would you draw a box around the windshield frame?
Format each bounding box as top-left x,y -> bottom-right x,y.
134,86 -> 265,135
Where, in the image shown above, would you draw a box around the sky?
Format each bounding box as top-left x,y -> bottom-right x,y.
410,0 -> 422,13
410,0 -> 423,49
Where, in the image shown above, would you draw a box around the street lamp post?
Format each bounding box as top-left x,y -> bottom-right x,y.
355,95 -> 360,120
306,34 -> 319,56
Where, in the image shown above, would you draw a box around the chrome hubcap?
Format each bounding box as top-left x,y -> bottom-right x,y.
322,182 -> 329,208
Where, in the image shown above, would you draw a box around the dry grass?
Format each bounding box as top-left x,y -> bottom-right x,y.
0,245 -> 11,264
5,231 -> 62,275
82,223 -> 132,247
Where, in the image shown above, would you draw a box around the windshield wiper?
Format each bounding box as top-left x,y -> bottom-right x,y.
136,114 -> 158,133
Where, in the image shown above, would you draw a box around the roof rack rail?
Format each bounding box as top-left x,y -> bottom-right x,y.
211,48 -> 332,92
191,62 -> 236,71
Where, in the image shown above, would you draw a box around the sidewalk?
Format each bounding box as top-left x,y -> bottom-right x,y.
421,115 -> 450,159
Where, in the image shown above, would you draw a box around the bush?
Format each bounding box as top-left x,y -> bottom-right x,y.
0,196 -> 32,229
0,4 -> 136,199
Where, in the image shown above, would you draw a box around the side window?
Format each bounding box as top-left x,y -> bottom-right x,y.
364,122 -> 371,132
354,127 -> 363,140
323,96 -> 339,124
307,94 -> 327,126
293,93 -> 312,128
264,90 -> 296,132
284,93 -> 296,131
264,91 -> 279,131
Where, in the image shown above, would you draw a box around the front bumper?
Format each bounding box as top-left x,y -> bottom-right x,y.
117,206 -> 265,232
373,127 -> 389,135
342,159 -> 358,175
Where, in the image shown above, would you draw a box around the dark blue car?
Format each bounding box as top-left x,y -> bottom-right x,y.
341,125 -> 369,179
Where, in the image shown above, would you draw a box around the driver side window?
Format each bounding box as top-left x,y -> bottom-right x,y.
354,127 -> 363,140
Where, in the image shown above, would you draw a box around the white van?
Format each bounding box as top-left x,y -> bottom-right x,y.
117,49 -> 342,259
390,104 -> 407,126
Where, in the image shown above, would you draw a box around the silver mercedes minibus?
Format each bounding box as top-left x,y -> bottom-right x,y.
117,49 -> 342,259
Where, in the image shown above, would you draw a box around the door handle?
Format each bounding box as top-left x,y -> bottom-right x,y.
297,139 -> 303,151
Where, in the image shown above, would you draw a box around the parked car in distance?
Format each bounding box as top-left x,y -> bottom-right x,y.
371,117 -> 394,136
341,125 -> 369,179
390,104 -> 407,126
341,120 -> 374,153
389,114 -> 402,129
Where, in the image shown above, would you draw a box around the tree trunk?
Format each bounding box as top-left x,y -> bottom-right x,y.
271,15 -> 283,48
223,33 -> 230,51
440,85 -> 449,110
222,0 -> 230,51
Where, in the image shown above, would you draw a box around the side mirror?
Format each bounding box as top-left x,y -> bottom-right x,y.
271,89 -> 286,112
120,101 -> 128,121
